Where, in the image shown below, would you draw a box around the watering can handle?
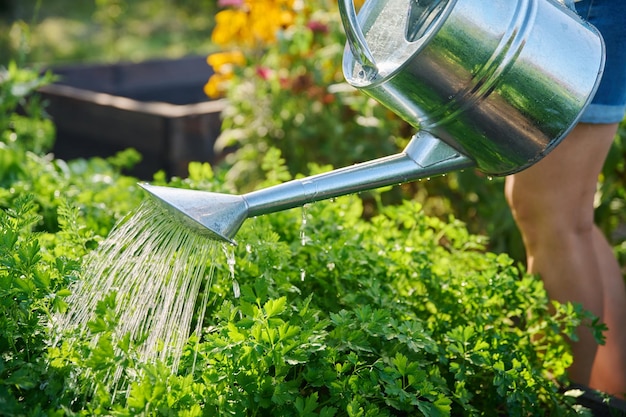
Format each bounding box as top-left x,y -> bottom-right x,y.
338,0 -> 378,72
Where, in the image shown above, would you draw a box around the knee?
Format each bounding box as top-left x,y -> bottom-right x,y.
505,177 -> 546,232
504,179 -> 593,247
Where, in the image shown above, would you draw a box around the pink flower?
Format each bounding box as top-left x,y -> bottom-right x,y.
218,0 -> 243,7
256,66 -> 272,80
306,20 -> 329,34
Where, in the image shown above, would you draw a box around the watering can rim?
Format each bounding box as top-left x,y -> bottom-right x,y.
339,0 -> 458,87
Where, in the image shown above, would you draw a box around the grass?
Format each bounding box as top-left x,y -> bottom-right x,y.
0,0 -> 219,67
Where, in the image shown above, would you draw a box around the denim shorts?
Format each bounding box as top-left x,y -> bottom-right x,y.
574,0 -> 626,124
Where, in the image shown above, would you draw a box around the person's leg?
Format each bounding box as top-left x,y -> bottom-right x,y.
505,122 -> 626,397
589,226 -> 626,397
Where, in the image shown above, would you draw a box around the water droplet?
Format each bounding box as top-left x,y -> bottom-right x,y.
232,279 -> 241,298
300,205 -> 310,246
222,245 -> 238,300
223,245 -> 236,279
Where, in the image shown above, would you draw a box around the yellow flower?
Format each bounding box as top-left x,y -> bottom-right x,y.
212,9 -> 252,47
207,50 -> 246,72
204,72 -> 232,99
205,50 -> 246,98
211,0 -> 297,47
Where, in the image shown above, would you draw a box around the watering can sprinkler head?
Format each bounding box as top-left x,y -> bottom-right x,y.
140,0 -> 605,243
138,183 -> 247,245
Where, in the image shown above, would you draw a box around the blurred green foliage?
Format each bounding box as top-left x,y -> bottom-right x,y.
0,0 -> 218,66
598,122 -> 626,269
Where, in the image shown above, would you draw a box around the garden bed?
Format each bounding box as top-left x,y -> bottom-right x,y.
3,61 -> 625,417
38,55 -> 226,179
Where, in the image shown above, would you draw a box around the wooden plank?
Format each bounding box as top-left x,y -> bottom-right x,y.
37,57 -> 226,179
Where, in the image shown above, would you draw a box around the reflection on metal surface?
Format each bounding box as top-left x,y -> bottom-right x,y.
405,0 -> 448,42
342,0 -> 604,175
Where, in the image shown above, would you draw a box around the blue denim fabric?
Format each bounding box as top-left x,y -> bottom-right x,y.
575,0 -> 626,124
563,0 -> 576,10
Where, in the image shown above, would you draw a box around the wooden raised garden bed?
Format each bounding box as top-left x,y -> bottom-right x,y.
38,55 -> 226,179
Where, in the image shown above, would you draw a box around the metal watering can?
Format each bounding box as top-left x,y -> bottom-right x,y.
140,0 -> 604,244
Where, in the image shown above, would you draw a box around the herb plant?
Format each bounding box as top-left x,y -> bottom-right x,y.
0,62 -> 602,416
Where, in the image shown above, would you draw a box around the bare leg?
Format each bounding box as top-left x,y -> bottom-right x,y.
505,123 -> 626,398
589,226 -> 626,397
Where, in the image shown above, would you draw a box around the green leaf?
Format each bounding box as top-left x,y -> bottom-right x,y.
263,297 -> 287,318
127,382 -> 148,410
87,317 -> 108,334
295,392 -> 319,417
347,400 -> 365,417
320,406 -> 338,417
55,288 -> 72,298
227,322 -> 246,342
416,396 -> 452,417
392,353 -> 408,376
4,367 -> 37,389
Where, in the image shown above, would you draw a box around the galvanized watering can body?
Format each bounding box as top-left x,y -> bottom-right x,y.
140,0 -> 605,243
341,0 -> 605,175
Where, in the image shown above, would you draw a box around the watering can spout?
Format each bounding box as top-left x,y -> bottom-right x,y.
140,132 -> 474,243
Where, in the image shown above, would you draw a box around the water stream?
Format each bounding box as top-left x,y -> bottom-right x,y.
53,198 -> 221,391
